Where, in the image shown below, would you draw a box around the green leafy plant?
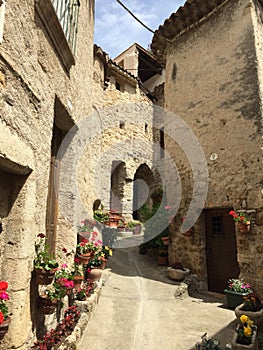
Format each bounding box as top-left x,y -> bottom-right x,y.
76,238 -> 102,255
195,333 -> 223,349
72,257 -> 84,276
34,233 -> 59,271
125,220 -> 141,230
243,292 -> 262,311
93,204 -> 109,223
227,278 -> 253,293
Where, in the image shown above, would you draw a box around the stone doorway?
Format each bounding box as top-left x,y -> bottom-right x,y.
133,164 -> 155,220
110,161 -> 126,213
204,208 -> 240,293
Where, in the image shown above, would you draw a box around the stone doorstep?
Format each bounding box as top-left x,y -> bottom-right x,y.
56,271 -> 108,350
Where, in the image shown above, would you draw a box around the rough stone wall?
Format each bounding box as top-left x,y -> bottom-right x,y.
0,0 -> 95,348
70,54 -> 160,226
163,0 -> 262,291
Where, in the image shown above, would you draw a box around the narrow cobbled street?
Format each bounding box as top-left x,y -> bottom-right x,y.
79,248 -> 236,350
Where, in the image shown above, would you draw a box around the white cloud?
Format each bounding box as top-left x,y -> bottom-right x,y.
95,0 -> 185,58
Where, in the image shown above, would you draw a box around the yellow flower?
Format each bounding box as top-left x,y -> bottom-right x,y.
240,315 -> 249,323
109,249 -> 113,256
244,326 -> 252,337
247,319 -> 254,326
105,246 -> 109,250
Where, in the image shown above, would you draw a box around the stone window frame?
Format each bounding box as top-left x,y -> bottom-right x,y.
35,0 -> 80,72
0,0 -> 5,44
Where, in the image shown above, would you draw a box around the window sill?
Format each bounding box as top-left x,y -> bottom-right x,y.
35,0 -> 75,72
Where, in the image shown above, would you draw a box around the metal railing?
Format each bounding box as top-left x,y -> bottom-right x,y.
51,0 -> 80,54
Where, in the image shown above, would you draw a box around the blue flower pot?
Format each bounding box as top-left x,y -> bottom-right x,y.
224,289 -> 250,309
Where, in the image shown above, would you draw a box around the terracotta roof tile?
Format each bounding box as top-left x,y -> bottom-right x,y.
151,0 -> 228,66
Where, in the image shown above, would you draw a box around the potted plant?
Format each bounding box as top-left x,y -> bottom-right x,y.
72,257 -> 84,289
235,292 -> 263,326
229,210 -> 251,233
34,233 -> 59,285
125,220 -> 142,235
195,333 -> 222,350
93,205 -> 110,224
167,262 -> 190,281
0,281 -> 11,339
76,238 -> 100,264
231,315 -> 257,349
224,278 -> 253,309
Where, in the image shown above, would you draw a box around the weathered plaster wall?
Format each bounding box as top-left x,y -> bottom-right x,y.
164,0 -> 262,291
0,0 -> 95,348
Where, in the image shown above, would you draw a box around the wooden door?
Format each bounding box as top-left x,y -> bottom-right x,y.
46,125 -> 63,254
204,208 -> 240,293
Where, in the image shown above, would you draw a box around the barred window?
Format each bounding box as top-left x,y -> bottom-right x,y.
52,0 -> 80,54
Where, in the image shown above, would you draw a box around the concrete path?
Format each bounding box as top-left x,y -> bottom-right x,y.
78,248 -> 237,350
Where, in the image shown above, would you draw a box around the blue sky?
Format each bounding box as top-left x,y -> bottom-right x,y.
94,0 -> 185,59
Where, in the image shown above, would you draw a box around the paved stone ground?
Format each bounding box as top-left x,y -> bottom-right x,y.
78,247 -> 238,350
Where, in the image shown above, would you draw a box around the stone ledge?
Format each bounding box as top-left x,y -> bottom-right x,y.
56,273 -> 107,350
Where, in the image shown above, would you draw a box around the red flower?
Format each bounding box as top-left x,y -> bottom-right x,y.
92,231 -> 98,238
0,312 -> 4,324
229,210 -> 235,216
82,239 -> 88,244
240,216 -> 245,222
62,247 -> 68,253
80,242 -> 85,247
74,258 -> 81,264
0,281 -> 8,291
37,233 -> 45,238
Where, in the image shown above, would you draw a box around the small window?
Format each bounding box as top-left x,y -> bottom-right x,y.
116,81 -> 121,91
212,216 -> 223,236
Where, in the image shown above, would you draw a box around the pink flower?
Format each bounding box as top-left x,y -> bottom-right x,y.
95,242 -> 99,247
87,268 -> 91,273
61,263 -> 68,269
0,291 -> 9,300
164,205 -> 171,210
74,258 -> 81,264
64,280 -> 74,288
91,237 -> 95,241
97,240 -> 102,245
92,231 -> 98,238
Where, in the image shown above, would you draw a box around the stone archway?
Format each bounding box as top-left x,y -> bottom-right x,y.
133,163 -> 156,220
110,161 -> 127,213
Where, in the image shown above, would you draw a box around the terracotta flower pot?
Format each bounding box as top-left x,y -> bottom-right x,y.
0,317 -> 11,339
39,295 -> 59,314
157,255 -> 168,266
161,236 -> 170,245
237,222 -> 250,233
77,251 -> 94,264
34,268 -> 57,285
73,275 -> 84,289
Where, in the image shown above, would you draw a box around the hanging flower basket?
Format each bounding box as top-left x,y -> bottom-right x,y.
39,295 -> 59,315
34,267 -> 57,285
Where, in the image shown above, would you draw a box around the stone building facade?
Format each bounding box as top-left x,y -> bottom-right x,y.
151,0 -> 263,293
0,1 -> 164,348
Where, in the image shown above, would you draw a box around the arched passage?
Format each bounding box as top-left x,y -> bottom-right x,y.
110,161 -> 127,213
133,164 -> 155,220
